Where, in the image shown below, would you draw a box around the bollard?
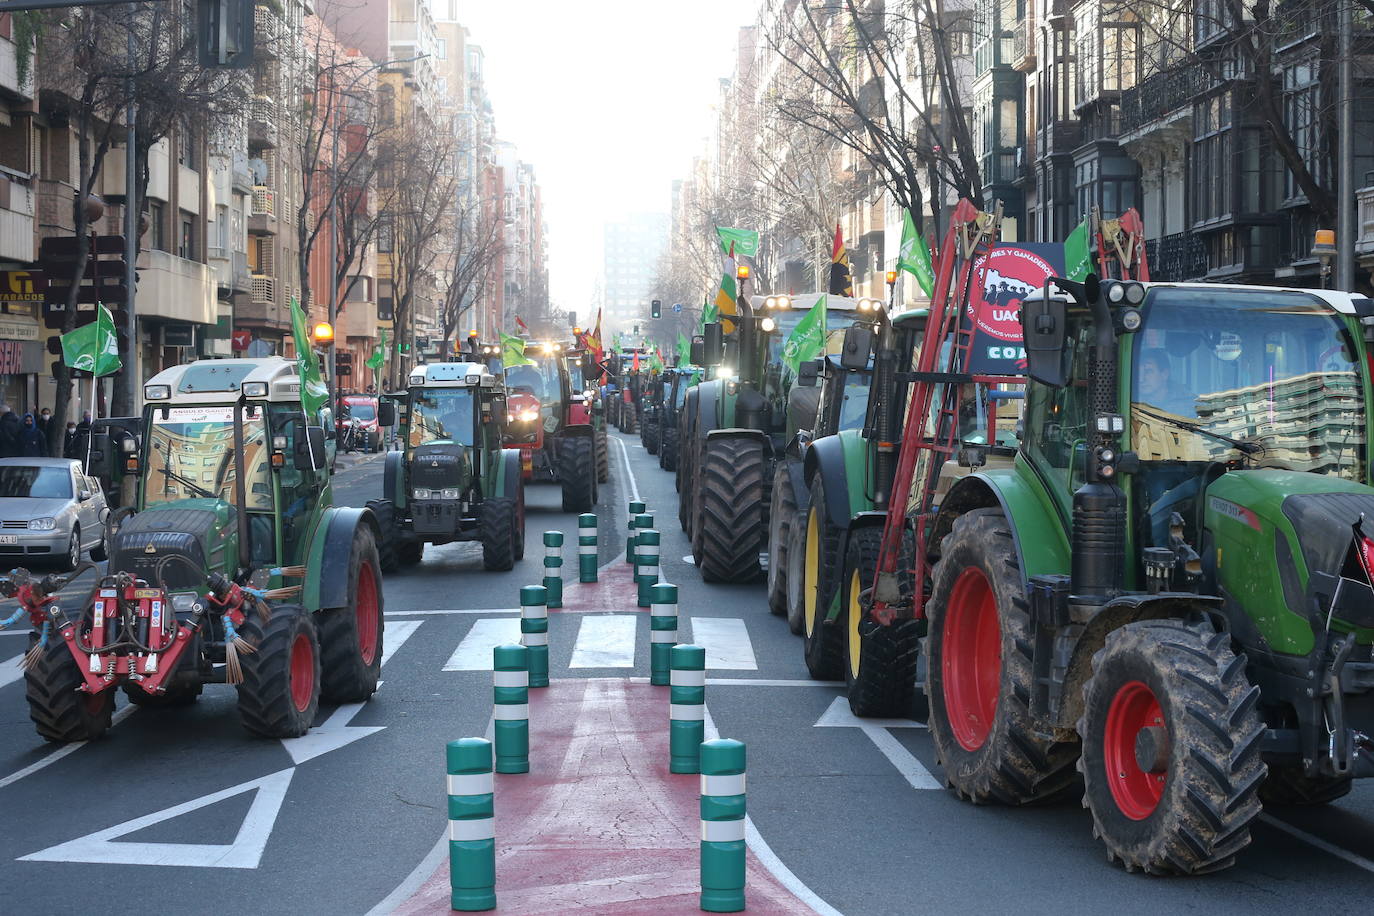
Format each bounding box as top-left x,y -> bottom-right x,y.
542,531 -> 564,609
519,585 -> 549,689
670,644 -> 707,773
699,739 -> 747,913
447,737 -> 496,911
626,500 -> 647,564
649,583 -> 679,686
578,513 -> 598,583
492,644 -> 530,774
636,530 -> 661,608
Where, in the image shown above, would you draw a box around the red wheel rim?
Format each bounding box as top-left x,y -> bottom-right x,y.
1104,680 -> 1167,820
941,567 -> 1002,751
356,561 -> 379,665
290,632 -> 314,712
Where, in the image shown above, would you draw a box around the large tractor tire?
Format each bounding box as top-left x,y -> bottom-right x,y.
801,479 -> 844,679
319,525 -> 385,702
646,419 -> 660,455
697,436 -> 766,583
26,632 -> 115,742
766,464 -> 798,617
559,436 -> 597,512
925,509 -> 1080,804
661,425 -> 679,472
480,496 -> 520,571
843,527 -> 921,718
236,605 -> 321,739
595,428 -> 609,483
1077,621 -> 1266,874
784,521 -> 807,635
366,498 -> 400,573
397,539 -> 424,567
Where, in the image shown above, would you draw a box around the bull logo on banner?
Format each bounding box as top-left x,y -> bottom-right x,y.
964,244 -> 1065,374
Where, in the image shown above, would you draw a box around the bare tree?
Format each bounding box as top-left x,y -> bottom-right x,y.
436,194 -> 505,354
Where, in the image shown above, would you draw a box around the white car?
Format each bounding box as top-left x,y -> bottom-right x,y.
0,458 -> 109,570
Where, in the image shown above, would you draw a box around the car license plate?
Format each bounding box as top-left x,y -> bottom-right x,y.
0,535 -> 18,545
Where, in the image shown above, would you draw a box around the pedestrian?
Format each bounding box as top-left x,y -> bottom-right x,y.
36,407 -> 52,437
19,413 -> 44,457
0,405 -> 20,458
63,421 -> 78,458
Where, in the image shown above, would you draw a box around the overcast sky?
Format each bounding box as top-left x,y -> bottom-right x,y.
456,0 -> 749,324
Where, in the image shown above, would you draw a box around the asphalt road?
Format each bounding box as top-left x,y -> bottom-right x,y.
0,439 -> 1371,915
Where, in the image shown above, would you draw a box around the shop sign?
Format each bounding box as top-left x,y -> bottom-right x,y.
0,271 -> 45,303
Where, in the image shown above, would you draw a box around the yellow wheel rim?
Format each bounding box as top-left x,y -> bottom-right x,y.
803,506 -> 820,638
847,568 -> 862,678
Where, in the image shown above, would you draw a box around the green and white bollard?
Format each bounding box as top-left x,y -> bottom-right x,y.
519,585 -> 549,689
542,531 -> 564,609
447,737 -> 496,911
649,582 -> 678,686
699,738 -> 747,913
625,500 -> 647,564
670,643 -> 706,774
578,513 -> 598,583
636,530 -> 660,608
492,644 -> 529,774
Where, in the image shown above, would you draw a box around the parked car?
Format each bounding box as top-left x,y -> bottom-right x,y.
0,458 -> 109,570
337,394 -> 384,452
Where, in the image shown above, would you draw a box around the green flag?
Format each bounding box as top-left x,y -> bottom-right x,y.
897,209 -> 936,297
60,304 -> 122,376
500,331 -> 534,366
1065,216 -> 1092,281
648,349 -> 664,373
365,328 -> 388,371
289,298 -> 329,418
702,301 -> 718,328
715,226 -> 759,258
782,295 -> 827,376
676,332 -> 691,366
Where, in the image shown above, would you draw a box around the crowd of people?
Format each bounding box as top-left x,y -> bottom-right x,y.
0,404 -> 89,458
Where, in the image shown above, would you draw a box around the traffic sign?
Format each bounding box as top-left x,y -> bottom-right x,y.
672,303 -> 683,314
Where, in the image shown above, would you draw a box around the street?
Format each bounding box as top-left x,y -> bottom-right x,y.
1,441 -> 1373,915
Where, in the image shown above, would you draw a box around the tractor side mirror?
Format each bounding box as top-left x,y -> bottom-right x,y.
703,323 -> 724,366
840,325 -> 873,370
1022,285 -> 1069,388
85,432 -> 112,477
295,425 -> 327,471
797,359 -> 820,387
689,336 -> 705,366
378,400 -> 396,427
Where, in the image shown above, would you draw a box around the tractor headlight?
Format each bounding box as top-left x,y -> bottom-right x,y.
409,372 -> 426,386
760,316 -> 777,333
413,487 -> 433,499
241,381 -> 269,398
440,487 -> 462,499
29,517 -> 55,531
1120,308 -> 1142,332
1124,282 -> 1145,305
144,384 -> 171,400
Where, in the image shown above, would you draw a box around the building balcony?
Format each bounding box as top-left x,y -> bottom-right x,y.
248,186 -> 277,235
1358,186 -> 1374,262
137,250 -> 217,325
250,274 -> 277,308
248,96 -> 278,149
1038,120 -> 1083,158
0,26 -> 34,99
254,5 -> 283,58
1146,232 -> 1209,282
0,170 -> 34,263
208,247 -> 251,295
1010,19 -> 1036,73
1119,64 -> 1206,139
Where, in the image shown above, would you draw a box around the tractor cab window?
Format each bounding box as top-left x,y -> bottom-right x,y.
410,389 -> 477,447
1024,316 -> 1093,482
144,406 -> 273,512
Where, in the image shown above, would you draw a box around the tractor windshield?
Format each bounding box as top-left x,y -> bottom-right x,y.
145,406 -> 273,510
766,310 -> 859,366
505,359 -> 561,406
1131,288 -> 1364,478
409,389 -> 477,447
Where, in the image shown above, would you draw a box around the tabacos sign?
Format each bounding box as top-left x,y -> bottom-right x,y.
964,243 -> 1065,374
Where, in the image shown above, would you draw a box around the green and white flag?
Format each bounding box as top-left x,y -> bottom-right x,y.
715,226 -> 759,258
676,332 -> 691,366
897,209 -> 936,298
365,328 -> 388,371
289,297 -> 329,418
782,294 -> 827,376
1065,216 -> 1092,282
500,331 -> 534,366
60,304 -> 122,376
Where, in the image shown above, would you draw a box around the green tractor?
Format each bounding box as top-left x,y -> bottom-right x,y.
680,293 -> 869,583
857,276 -> 1374,873
369,361 -> 525,571
658,365 -> 701,473
15,357 -> 384,742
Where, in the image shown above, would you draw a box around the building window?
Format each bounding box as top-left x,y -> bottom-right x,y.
179,212 -> 195,260
177,119 -> 198,170
377,218 -> 393,253
150,202 -> 167,252
1191,92 -> 1233,223
1282,58 -> 1320,201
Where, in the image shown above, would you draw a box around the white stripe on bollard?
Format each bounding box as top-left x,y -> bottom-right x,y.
651,630 -> 678,643
449,818 -> 497,842
493,704 -> 530,720
521,632 -> 549,646
492,670 -> 529,688
520,605 -> 549,620
651,603 -> 679,617
447,773 -> 495,796
670,705 -> 706,721
700,819 -> 747,843
701,773 -> 747,797
671,669 -> 707,688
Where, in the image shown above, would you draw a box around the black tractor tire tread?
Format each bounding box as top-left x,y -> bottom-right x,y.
397,539 -> 424,567
1077,621 -> 1267,874
697,437 -> 766,583
767,465 -> 798,616
801,479 -> 845,679
365,499 -> 400,573
926,509 -> 1081,805
643,419 -> 659,455
661,426 -> 679,472
480,497 -> 519,571
595,429 -> 610,483
235,605 -> 321,739
559,436 -> 596,512
25,632 -> 114,742
845,527 -> 921,717
319,525 -> 385,702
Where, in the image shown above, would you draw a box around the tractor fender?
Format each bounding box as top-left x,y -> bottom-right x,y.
803,435 -> 851,529
694,380 -> 724,441
931,465 -> 1071,587
303,507 -> 377,612
497,448 -> 523,500
782,455 -> 809,514
383,449 -> 405,509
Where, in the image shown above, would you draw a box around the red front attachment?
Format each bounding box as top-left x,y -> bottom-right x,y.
62,580 -> 201,696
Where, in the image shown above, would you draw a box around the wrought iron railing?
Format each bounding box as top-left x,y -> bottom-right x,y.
1146,232 -> 1209,281
1119,64 -> 1206,134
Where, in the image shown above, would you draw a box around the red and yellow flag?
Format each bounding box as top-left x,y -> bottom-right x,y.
829,223 -> 853,296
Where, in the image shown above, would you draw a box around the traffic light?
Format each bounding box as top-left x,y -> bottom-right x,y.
651,299 -> 661,319
335,351 -> 354,378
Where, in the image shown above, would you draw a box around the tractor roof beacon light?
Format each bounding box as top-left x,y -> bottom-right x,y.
313,322 -> 334,344
886,270 -> 898,285
736,264 -> 750,280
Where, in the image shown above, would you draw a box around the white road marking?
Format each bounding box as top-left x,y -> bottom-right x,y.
707,678 -> 835,687
385,608 -> 519,616
0,706 -> 138,791
1260,814 -> 1374,875
610,435 -> 640,502
813,696 -> 939,790
687,617 -> 758,670
0,653 -> 23,689
569,614 -> 638,668
441,617 -> 523,671
280,702 -> 385,765
19,769 -> 296,868
380,619 -> 424,665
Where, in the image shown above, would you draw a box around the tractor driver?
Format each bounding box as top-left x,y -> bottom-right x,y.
1135,348 -> 1194,417
439,394 -> 475,443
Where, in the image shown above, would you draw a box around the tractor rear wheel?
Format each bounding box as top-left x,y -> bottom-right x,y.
123,681 -> 203,708
319,525 -> 385,702
26,632 -> 115,742
785,518 -> 807,635
643,419 -> 659,455
767,464 -> 798,617
844,527 -> 921,717
397,539 -> 424,567
480,497 -> 520,571
697,436 -> 766,583
236,605 -> 321,739
926,509 -> 1080,804
366,499 -> 400,573
661,426 -> 679,472
1077,621 -> 1266,874
559,435 -> 596,512
801,480 -> 844,679
595,428 -> 609,483
1259,766 -> 1352,806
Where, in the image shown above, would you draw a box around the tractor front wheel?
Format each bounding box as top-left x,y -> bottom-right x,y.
800,479 -> 844,679
366,499 -> 400,573
926,509 -> 1080,804
236,605 -> 321,739
766,465 -> 798,617
319,525 -> 385,702
697,436 -> 766,583
661,426 -> 679,472
844,527 -> 921,717
26,632 -> 114,743
559,436 -> 596,512
643,419 -> 659,455
595,428 -> 609,483
1077,621 -> 1266,874
397,539 -> 424,567
480,496 -> 520,571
